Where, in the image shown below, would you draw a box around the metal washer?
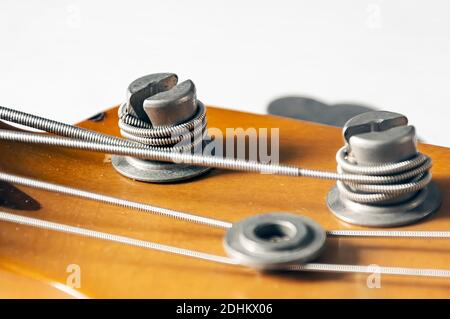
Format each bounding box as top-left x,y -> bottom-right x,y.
327,182 -> 441,227
224,212 -> 326,270
111,155 -> 211,183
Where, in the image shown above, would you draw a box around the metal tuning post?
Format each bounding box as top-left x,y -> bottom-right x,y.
112,73 -> 212,183
327,111 -> 441,227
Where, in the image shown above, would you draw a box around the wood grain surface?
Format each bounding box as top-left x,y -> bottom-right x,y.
0,105 -> 449,298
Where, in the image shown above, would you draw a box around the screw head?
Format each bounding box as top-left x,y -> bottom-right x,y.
127,73 -> 178,122
143,79 -> 197,127
126,73 -> 199,127
342,111 -> 416,165
343,111 -> 408,142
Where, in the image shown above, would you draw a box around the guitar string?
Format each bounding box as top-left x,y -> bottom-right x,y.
2,210 -> 450,278
0,106 -> 431,205
2,170 -> 450,239
1,106 -> 450,277
0,171 -> 232,230
286,264 -> 450,278
0,211 -> 237,265
325,230 -> 450,238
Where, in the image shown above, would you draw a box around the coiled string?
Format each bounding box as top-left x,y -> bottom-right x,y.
117,102 -> 208,152
0,105 -> 433,204
334,146 -> 432,204
0,105 -> 447,278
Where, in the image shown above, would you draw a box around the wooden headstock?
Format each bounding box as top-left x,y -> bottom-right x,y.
0,105 -> 449,298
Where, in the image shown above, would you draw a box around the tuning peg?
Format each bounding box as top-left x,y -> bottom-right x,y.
127,73 -> 178,122
327,111 -> 441,227
112,73 -> 211,183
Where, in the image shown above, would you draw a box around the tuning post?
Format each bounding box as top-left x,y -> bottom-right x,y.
327,111 -> 441,227
111,73 -> 212,183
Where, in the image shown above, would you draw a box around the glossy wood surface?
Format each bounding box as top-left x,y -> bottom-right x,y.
0,105 -> 449,298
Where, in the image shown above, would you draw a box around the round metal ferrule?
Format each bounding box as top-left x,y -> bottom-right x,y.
327,182 -> 441,227
224,213 -> 326,270
111,154 -> 211,183
111,134 -> 212,183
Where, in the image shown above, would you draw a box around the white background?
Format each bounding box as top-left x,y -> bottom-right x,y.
0,0 -> 449,146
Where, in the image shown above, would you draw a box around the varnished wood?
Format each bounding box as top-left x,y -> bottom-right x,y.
0,105 -> 449,298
